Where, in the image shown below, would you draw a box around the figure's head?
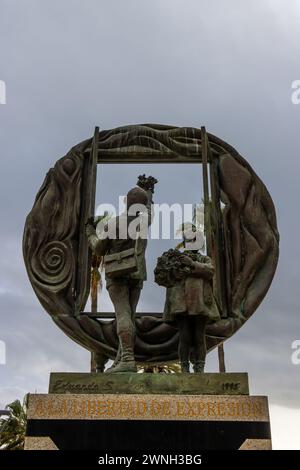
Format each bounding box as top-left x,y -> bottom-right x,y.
178,222 -> 205,252
126,186 -> 148,210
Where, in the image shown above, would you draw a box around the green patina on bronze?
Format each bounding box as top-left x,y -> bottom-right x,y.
49,372 -> 249,395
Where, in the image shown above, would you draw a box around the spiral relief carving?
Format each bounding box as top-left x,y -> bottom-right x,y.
23,148 -> 86,316
23,124 -> 279,363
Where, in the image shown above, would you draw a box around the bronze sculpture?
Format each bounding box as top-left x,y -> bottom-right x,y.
23,124 -> 279,369
85,175 -> 157,373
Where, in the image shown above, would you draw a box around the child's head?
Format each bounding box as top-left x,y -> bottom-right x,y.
178,222 -> 205,252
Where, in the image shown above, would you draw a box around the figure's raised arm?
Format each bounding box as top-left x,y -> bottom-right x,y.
85,217 -> 109,256
137,174 -> 157,227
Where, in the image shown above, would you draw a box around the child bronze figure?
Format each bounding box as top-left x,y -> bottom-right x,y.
155,225 -> 220,373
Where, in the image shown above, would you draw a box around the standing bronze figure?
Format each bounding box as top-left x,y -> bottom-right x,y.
155,226 -> 220,373
85,175 -> 157,373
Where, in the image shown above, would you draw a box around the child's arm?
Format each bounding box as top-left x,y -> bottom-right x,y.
181,255 -> 214,280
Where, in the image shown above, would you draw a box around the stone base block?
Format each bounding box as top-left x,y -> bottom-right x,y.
25,392 -> 271,450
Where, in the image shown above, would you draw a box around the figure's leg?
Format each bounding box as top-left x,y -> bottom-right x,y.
192,316 -> 208,373
109,346 -> 121,369
129,285 -> 141,336
107,285 -> 141,371
105,283 -> 122,371
106,283 -> 137,373
129,286 -> 141,320
177,316 -> 192,373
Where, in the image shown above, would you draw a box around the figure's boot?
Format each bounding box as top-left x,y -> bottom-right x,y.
181,361 -> 190,373
105,346 -> 121,373
106,332 -> 137,374
193,360 -> 205,373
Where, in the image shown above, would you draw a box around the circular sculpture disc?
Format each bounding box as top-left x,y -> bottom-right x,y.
23,124 -> 279,362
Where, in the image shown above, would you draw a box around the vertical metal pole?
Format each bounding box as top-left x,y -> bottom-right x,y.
208,138 -> 227,318
75,126 -> 99,315
218,343 -> 226,373
201,126 -> 212,257
202,126 -> 227,372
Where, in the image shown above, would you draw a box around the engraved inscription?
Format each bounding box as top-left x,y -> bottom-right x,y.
51,379 -> 114,394
222,382 -> 241,392
28,394 -> 269,422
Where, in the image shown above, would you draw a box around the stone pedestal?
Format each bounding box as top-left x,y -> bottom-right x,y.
25,373 -> 272,450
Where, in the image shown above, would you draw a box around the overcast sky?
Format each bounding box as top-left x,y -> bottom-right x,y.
0,0 -> 300,449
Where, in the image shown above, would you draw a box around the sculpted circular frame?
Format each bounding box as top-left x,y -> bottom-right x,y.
23,124 -> 279,363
